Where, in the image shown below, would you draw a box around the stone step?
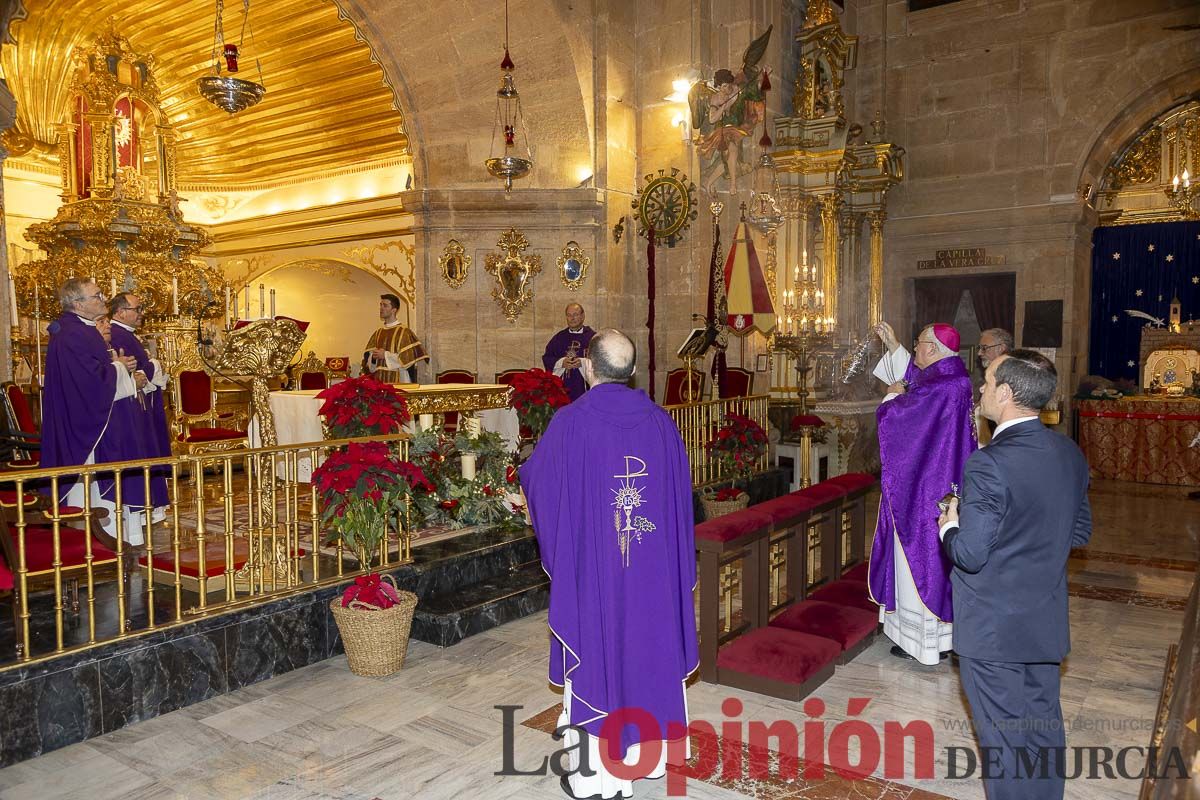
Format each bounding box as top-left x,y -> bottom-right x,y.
410,561 -> 549,648
395,526 -> 541,602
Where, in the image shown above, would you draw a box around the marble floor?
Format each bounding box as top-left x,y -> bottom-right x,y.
0,480 -> 1194,800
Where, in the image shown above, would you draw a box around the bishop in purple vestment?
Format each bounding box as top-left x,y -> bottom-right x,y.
41,280 -> 140,544
541,303 -> 596,401
868,322 -> 976,664
521,329 -> 698,799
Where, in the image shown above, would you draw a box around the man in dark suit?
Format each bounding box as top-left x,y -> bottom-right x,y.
938,349 -> 1091,800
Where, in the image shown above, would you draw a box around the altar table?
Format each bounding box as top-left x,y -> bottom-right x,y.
250,384 -> 519,481
1077,397 -> 1200,486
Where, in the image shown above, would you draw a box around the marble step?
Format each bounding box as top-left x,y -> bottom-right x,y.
409,561 -> 549,648
397,526 -> 541,601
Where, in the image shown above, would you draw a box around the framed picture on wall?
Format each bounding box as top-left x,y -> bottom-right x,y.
755,354 -> 770,372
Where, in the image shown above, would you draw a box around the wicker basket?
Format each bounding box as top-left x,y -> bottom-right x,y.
701,492 -> 750,520
330,577 -> 418,677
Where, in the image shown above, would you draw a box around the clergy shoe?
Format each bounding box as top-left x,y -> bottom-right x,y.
890,645 -> 915,660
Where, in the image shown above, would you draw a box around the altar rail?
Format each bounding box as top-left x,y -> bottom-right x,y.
0,434 -> 410,666
665,394 -> 771,486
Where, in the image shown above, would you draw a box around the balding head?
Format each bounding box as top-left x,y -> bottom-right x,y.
565,303 -> 585,330
585,328 -> 636,385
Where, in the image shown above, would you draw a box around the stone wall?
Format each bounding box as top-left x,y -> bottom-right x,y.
840,0 -> 1200,396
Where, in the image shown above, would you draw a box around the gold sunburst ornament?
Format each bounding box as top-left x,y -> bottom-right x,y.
485,228 -> 541,323
198,0 -> 266,114
632,168 -> 698,246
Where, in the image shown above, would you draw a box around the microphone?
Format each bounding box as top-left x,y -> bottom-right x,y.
196,300 -> 218,346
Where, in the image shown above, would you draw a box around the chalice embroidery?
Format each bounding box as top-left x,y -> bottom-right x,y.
612,455 -> 657,568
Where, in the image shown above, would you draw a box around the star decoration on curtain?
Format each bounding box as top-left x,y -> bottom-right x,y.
1194,276 -> 1199,284
1112,252 -> 1121,260
1148,244 -> 1156,252
1111,315 -> 1118,322
1127,360 -> 1135,367
1136,289 -> 1143,296
1166,254 -> 1175,262
1158,294 -> 1163,301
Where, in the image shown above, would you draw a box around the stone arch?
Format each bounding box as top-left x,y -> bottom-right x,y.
331,0 -> 595,189
1075,66 -> 1200,202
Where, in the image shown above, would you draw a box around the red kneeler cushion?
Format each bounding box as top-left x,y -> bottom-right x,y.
808,579 -> 879,613
793,482 -> 847,506
0,489 -> 37,507
695,508 -> 773,545
180,427 -> 246,443
0,525 -> 117,591
770,600 -> 878,651
842,562 -> 870,584
825,472 -> 877,494
753,493 -> 820,526
716,627 -> 841,684
139,539 -> 306,578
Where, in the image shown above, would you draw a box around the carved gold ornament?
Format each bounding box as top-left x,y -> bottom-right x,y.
485,228 -> 542,324
556,241 -> 589,291
632,168 -> 698,246
439,239 -> 472,289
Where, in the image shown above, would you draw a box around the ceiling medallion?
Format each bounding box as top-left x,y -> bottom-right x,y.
632,167 -> 698,247
198,0 -> 266,115
485,228 -> 541,323
484,0 -> 533,192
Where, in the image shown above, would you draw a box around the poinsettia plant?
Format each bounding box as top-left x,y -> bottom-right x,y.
316,375 -> 411,438
312,441 -> 434,599
706,413 -> 768,491
508,368 -> 571,441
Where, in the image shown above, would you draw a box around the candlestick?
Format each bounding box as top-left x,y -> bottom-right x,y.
259,284 -> 265,318
244,285 -> 250,318
8,276 -> 18,322
110,278 -> 117,299
270,289 -> 276,318
225,286 -> 232,325
171,277 -> 179,316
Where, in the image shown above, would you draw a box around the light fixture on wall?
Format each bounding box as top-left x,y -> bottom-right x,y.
197,0 -> 266,114
485,0 -> 533,192
1166,169 -> 1199,219
671,112 -> 691,143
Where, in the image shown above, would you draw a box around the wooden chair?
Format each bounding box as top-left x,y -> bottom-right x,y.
719,368 -> 754,399
0,382 -> 40,466
292,351 -> 332,391
437,370 -> 477,433
495,369 -> 525,387
324,356 -> 351,380
663,369 -> 705,406
170,350 -> 249,458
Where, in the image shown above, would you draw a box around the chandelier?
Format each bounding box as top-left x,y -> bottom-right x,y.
1166,169 -> 1199,219
485,0 -> 533,192
197,0 -> 266,114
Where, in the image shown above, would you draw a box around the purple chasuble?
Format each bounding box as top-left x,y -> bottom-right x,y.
102,326 -> 169,507
868,355 -> 975,622
520,383 -> 698,756
541,326 -> 596,401
41,314 -> 118,487
110,325 -> 172,458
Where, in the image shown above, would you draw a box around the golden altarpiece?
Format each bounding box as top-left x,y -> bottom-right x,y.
765,0 -> 905,476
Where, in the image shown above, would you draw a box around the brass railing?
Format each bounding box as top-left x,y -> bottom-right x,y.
0,434 -> 410,666
664,394 -> 771,486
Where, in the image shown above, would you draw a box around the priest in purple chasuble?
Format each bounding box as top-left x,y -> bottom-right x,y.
362,293 -> 428,383
541,303 -> 596,401
40,280 -> 141,546
520,329 -> 698,799
868,322 -> 976,665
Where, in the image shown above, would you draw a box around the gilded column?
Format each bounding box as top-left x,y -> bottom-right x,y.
0,80 -> 16,381
840,209 -> 863,335
868,210 -> 886,326
819,193 -> 840,324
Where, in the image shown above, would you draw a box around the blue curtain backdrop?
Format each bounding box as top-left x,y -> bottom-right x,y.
1088,220 -> 1200,382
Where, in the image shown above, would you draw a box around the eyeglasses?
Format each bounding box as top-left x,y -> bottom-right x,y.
913,338 -> 937,348
86,292 -> 104,302
979,343 -> 1004,352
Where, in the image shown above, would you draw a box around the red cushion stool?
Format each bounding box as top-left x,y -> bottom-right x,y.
808,578 -> 879,613
770,599 -> 879,663
715,627 -> 840,701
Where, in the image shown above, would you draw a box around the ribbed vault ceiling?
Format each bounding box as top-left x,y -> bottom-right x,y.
2,0 -> 408,187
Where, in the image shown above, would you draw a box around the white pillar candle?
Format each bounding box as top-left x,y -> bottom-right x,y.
9,276 -> 18,322
110,278 -> 117,298
244,285 -> 250,318
270,289 -> 276,318
419,413 -> 434,431
225,285 -> 232,320
461,452 -> 476,481
259,284 -> 265,317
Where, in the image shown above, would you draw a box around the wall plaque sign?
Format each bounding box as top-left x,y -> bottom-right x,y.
917,248 -> 1007,270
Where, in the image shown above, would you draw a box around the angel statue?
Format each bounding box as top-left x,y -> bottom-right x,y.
688,25 -> 773,195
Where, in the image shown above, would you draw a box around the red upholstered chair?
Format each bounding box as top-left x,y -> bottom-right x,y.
0,509 -> 119,654
494,369 -> 525,387
719,367 -> 754,399
1,382 -> 39,465
324,356 -> 351,379
170,354 -> 248,457
436,370 -> 477,433
663,369 -> 705,406
291,352 -> 332,391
